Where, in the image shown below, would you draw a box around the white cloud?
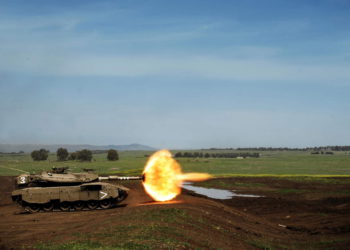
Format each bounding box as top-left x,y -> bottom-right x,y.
0,10 -> 349,85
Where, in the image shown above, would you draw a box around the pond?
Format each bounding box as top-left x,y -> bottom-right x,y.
182,182 -> 263,199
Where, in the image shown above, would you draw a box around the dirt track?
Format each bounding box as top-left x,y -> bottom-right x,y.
0,176 -> 349,249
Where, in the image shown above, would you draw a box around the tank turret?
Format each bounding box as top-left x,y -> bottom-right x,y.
15,167 -> 143,187
15,168 -> 99,187
12,167 -> 143,213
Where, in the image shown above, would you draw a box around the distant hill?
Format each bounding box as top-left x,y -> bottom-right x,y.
0,143 -> 156,153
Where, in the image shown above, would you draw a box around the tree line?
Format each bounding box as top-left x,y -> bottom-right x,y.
307,146 -> 350,151
311,151 -> 334,155
208,146 -> 350,151
31,148 -> 119,162
174,152 -> 259,158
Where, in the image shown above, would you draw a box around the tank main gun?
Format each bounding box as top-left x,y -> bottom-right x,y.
98,176 -> 144,181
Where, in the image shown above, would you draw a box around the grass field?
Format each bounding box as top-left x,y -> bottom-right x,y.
0,150 -> 349,176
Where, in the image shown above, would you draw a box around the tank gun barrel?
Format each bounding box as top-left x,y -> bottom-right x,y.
98,175 -> 144,181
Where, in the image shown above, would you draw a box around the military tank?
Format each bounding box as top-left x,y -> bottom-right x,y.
11,167 -> 143,213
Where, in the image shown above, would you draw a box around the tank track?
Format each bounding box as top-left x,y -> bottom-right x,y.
15,195 -> 127,213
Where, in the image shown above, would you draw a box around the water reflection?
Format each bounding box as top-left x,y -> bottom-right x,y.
182,182 -> 262,199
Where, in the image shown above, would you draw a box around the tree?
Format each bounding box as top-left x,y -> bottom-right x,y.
76,149 -> 92,161
183,152 -> 190,157
31,148 -> 49,161
107,149 -> 119,161
56,147 -> 69,161
68,152 -> 77,160
31,150 -> 40,160
174,152 -> 183,158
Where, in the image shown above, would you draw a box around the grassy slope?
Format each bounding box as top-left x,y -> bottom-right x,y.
0,150 -> 349,176
35,208 -> 227,250
178,152 -> 350,176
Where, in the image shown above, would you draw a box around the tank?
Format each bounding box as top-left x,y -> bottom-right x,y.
11,167 -> 143,213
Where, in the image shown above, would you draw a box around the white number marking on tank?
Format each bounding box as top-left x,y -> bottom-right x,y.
20,176 -> 26,184
99,191 -> 107,199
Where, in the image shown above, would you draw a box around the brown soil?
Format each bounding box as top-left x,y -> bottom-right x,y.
0,176 -> 349,249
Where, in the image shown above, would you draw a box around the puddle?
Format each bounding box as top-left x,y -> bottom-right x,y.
182,182 -> 263,199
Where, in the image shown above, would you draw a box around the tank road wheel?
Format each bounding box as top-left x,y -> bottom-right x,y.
59,202 -> 71,212
87,200 -> 98,210
118,189 -> 128,201
73,201 -> 85,211
99,199 -> 112,209
25,203 -> 40,213
42,202 -> 54,212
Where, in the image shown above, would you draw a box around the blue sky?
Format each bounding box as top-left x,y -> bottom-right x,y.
0,0 -> 349,148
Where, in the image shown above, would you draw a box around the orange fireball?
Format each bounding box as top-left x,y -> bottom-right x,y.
143,150 -> 182,201
142,149 -> 211,201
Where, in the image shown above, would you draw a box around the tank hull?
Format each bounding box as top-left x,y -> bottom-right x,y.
12,182 -> 128,212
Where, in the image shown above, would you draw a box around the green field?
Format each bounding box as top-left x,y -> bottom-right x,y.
0,150 -> 349,176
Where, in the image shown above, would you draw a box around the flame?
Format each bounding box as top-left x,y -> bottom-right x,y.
138,200 -> 184,206
142,149 -> 211,201
179,173 -> 212,182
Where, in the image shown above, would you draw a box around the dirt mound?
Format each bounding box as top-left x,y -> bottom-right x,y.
0,176 -> 15,205
0,177 -> 349,249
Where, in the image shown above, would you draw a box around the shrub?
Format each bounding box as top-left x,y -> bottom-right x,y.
56,147 -> 69,161
174,152 -> 183,158
68,152 -> 77,160
107,149 -> 119,161
31,148 -> 49,161
76,149 -> 92,161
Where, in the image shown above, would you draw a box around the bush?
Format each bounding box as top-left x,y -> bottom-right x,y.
174,152 -> 183,158
68,152 -> 77,160
76,149 -> 92,161
31,148 -> 49,161
56,147 -> 69,161
107,149 -> 119,161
